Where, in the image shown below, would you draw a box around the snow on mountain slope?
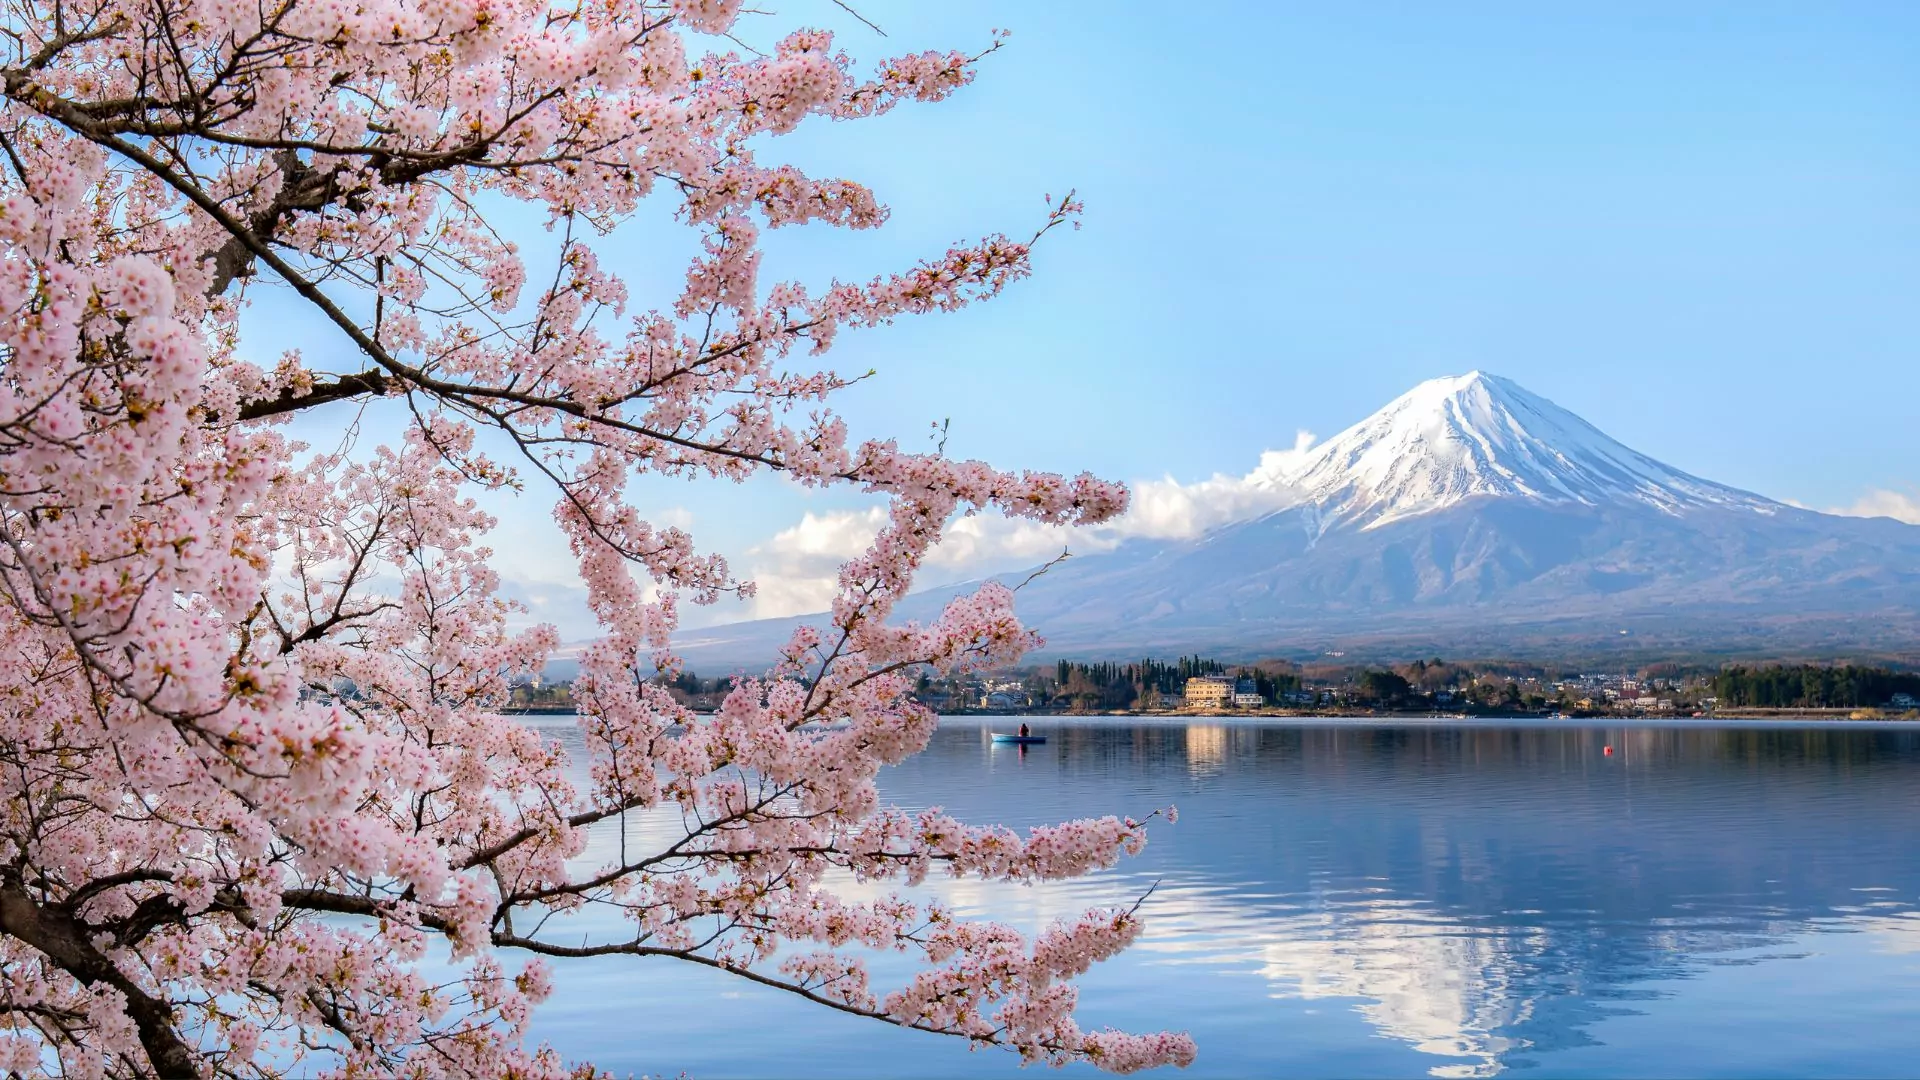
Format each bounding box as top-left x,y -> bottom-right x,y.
1267,372 -> 1779,531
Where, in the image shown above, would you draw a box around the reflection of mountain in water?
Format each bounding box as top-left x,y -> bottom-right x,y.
885,721 -> 1920,1077
1255,903 -> 1533,1078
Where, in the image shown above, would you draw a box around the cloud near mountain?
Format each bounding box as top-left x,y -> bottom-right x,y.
1833,488 -> 1920,525
1121,430 -> 1322,539
738,430 -> 1323,619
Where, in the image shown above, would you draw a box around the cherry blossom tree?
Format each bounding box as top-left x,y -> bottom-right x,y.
0,0 -> 1197,1076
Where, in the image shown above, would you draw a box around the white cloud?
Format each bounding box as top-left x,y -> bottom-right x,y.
735,508 -> 1105,620
1830,488 -> 1920,525
760,507 -> 886,559
741,507 -> 888,619
1123,430 -> 1316,540
929,513 -> 1112,567
733,432 -> 1323,619
653,506 -> 696,531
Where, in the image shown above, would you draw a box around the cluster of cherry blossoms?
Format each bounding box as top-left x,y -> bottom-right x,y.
0,0 -> 1193,1076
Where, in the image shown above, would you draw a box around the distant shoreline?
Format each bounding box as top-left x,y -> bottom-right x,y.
503,706 -> 1920,724
941,709 -> 1920,723
987,713 -> 1920,726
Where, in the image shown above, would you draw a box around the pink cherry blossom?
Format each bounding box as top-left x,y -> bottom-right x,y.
0,2 -> 1193,1076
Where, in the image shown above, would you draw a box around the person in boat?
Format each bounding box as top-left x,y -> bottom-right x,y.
1018,723 -> 1030,738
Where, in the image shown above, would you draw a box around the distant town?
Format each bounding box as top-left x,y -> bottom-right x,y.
504,658 -> 1920,720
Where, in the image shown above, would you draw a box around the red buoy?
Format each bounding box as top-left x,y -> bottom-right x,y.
1603,745 -> 1614,755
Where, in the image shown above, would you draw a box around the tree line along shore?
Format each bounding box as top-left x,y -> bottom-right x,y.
503,659 -> 1920,720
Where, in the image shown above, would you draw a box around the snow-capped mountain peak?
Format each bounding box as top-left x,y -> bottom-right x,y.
1267,371 -> 1776,529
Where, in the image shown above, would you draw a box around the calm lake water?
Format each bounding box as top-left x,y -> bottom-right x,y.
525,717 -> 1920,1078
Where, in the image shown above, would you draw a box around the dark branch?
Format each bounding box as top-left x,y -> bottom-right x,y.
0,876 -> 199,1079
233,369 -> 394,421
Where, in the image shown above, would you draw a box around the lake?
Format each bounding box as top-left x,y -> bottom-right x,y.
526,717 -> 1920,1077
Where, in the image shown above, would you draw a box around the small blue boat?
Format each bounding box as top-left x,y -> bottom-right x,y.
990,733 -> 1047,745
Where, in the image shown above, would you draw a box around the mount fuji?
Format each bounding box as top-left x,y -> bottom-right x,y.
685,373 -> 1920,663
1264,372 -> 1779,531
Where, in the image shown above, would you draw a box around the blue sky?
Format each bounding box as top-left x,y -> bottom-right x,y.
258,1 -> 1920,634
